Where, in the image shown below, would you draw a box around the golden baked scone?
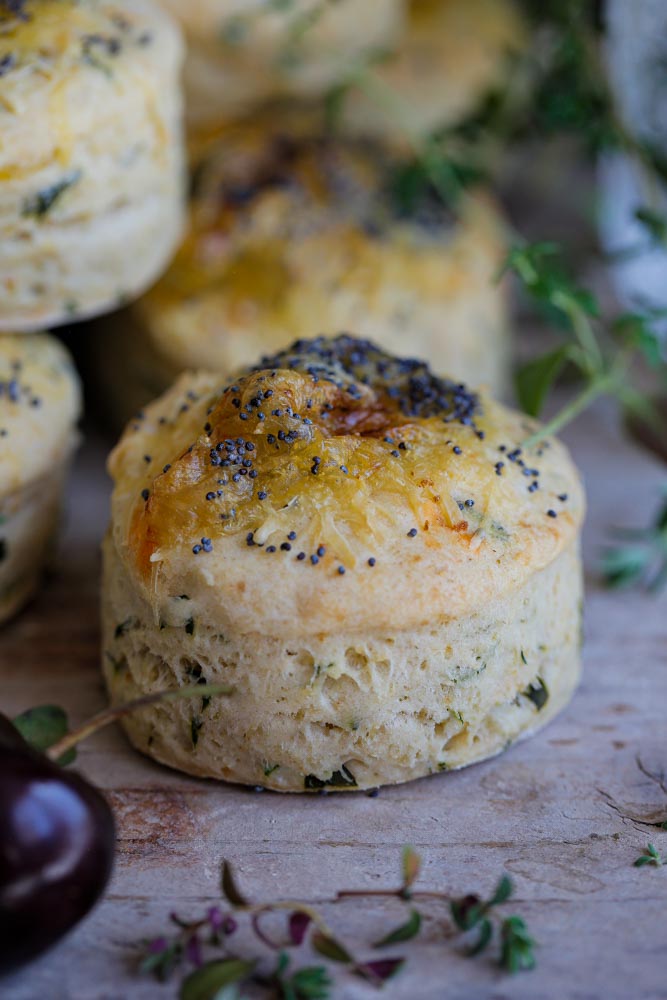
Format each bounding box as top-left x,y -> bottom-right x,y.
342,0 -> 525,142
0,334 -> 81,624
0,0 -> 185,332
157,0 -> 404,129
102,335 -> 585,791
96,117 -> 510,427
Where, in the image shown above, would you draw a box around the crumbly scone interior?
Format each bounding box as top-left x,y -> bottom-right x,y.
103,536 -> 582,791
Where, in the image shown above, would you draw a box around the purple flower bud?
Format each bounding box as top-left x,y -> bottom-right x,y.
359,958 -> 405,983
185,933 -> 203,968
148,936 -> 168,954
222,916 -> 238,936
207,906 -> 224,931
288,911 -> 312,946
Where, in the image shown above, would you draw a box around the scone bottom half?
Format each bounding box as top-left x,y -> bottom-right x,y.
103,335 -> 585,792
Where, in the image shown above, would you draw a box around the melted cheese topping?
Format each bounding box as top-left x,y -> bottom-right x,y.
111,337 -> 584,604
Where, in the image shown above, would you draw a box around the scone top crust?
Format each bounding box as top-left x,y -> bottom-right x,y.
0,334 -> 81,494
109,336 -> 584,636
138,117 -> 503,372
0,0 -> 182,168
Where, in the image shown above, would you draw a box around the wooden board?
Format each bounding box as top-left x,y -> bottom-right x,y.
2,402 -> 666,1000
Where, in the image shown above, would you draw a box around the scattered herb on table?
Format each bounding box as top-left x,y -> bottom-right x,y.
634,843 -> 665,868
139,847 -> 535,998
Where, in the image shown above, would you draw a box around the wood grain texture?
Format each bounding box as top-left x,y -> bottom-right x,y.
1,403 -> 666,1000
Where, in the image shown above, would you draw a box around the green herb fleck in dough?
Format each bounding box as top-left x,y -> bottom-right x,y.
22,172 -> 81,218
114,617 -> 136,638
191,717 -> 203,748
522,677 -> 549,711
304,765 -> 357,789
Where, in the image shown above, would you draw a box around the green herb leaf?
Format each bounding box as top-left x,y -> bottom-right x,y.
635,207 -> 667,248
179,959 -> 255,1000
278,961 -> 332,1000
304,765 -> 357,789
22,172 -> 81,218
373,909 -> 421,947
490,874 -> 513,906
311,932 -> 352,965
522,678 -> 549,711
602,491 -> 667,593
221,861 -> 250,907
450,894 -> 483,931
634,843 -> 664,868
12,705 -> 76,766
140,941 -> 183,981
516,346 -> 572,417
191,717 -> 203,748
468,917 -> 493,957
401,845 -> 421,892
500,916 -> 537,973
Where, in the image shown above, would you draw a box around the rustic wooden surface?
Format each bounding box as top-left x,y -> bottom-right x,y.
1,399 -> 666,1000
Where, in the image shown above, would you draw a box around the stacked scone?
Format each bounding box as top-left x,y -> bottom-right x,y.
0,0 -> 185,331
157,0 -> 405,130
0,336 -> 81,624
97,112 -> 511,427
0,0 -> 185,620
102,335 -> 585,791
341,0 -> 525,143
93,0 -> 524,425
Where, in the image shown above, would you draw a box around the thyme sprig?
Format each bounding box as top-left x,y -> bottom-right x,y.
634,843 -> 665,868
602,489 -> 667,592
139,848 -> 535,998
502,240 -> 667,446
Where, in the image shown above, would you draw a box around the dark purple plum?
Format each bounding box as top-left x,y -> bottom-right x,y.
0,715 -> 115,975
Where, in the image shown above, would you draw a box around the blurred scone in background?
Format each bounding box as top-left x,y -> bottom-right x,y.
0,0 -> 185,332
96,113 -> 511,427
0,335 -> 81,624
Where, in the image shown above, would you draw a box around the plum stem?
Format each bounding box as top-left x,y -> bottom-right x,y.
45,684 -> 234,762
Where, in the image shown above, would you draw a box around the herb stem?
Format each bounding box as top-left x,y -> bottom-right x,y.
522,372 -> 617,448
45,684 -> 234,762
336,889 -> 449,901
551,292 -> 603,373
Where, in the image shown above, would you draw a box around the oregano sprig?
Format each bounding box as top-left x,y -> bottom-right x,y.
139,849 -> 535,998
502,241 -> 666,446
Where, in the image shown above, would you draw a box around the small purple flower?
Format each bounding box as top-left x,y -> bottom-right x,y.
207,906 -> 224,932
288,911 -> 312,946
147,936 -> 168,954
359,958 -> 405,983
185,933 -> 203,968
222,916 -> 238,936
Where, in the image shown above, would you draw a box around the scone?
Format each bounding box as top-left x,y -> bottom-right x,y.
157,0 -> 404,129
102,335 -> 585,791
0,334 -> 81,624
0,0 -> 185,332
95,117 -> 510,427
341,0 -> 525,142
